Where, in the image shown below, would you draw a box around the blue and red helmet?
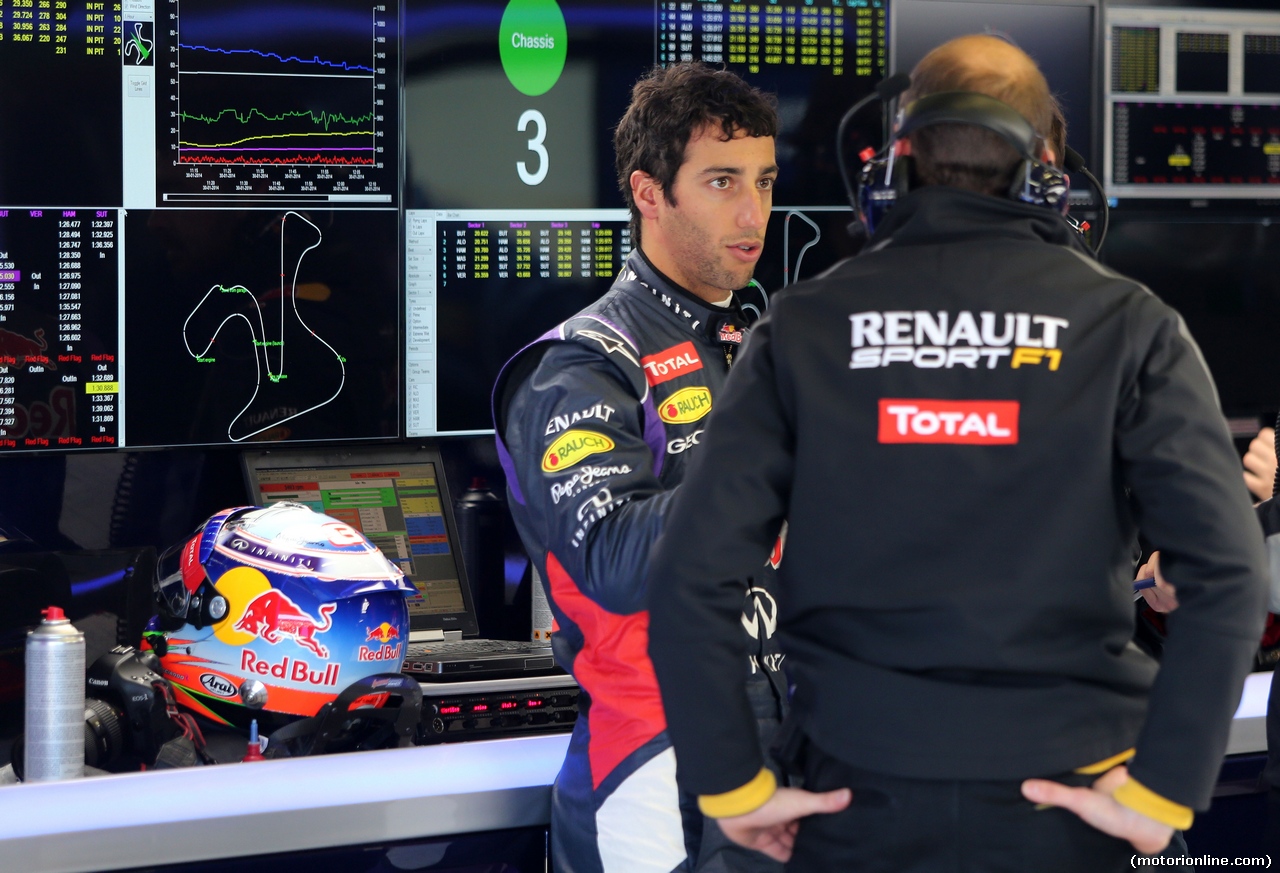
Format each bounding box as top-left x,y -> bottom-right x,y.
149,503 -> 413,726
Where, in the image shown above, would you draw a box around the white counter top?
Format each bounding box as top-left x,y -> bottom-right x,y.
0,670 -> 1269,872
0,732 -> 571,873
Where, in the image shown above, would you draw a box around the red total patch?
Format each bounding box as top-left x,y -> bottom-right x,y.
641,341 -> 702,387
878,398 -> 1020,445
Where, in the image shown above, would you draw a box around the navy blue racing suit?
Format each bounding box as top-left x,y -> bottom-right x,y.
494,250 -> 788,873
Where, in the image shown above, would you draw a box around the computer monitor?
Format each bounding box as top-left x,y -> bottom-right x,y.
1105,4 -> 1280,207
0,0 -> 402,452
403,1 -> 889,212
892,0 -> 1100,170
405,208 -> 632,436
242,444 -> 479,636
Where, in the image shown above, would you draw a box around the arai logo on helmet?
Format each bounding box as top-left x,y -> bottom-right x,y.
199,672 -> 238,699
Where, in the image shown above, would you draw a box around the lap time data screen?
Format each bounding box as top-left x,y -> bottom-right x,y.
1106,6 -> 1280,202
405,209 -> 632,436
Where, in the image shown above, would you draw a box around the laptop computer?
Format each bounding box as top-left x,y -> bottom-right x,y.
240,444 -> 557,679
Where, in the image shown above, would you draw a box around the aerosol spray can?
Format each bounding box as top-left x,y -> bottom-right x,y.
24,606 -> 84,782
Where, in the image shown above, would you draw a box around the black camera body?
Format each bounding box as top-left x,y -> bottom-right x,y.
82,645 -> 177,771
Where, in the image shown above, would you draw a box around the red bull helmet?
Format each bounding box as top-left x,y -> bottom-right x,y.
147,503 -> 413,728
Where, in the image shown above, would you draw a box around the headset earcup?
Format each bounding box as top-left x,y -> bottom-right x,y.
856,154 -> 917,237
855,159 -> 885,235
1016,161 -> 1070,213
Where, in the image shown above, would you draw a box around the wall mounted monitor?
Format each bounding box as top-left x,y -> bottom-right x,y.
123,207 -> 400,447
406,203 -> 863,437
1105,5 -> 1280,207
1100,219 -> 1280,417
403,1 -> 889,211
674,0 -> 890,207
0,0 -> 401,452
892,0 -> 1099,172
405,208 -> 632,436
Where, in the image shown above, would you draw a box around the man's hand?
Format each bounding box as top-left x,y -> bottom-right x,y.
716,786 -> 852,862
1244,426 -> 1277,502
1021,765 -> 1175,855
1136,551 -> 1178,613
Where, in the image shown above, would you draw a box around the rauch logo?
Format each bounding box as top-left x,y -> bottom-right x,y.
542,429 -> 615,473
659,386 -> 712,424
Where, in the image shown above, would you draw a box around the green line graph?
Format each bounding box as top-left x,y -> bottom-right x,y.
179,107 -> 375,130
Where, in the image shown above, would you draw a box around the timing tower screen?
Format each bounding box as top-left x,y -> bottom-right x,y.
1106,6 -> 1280,200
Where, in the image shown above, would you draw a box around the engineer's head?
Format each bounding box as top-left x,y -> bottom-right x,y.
901,35 -> 1060,196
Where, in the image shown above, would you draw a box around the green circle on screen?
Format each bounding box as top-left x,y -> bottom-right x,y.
499,0 -> 568,96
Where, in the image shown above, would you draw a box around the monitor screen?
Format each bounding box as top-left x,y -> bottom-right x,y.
0,0 -> 401,452
892,0 -> 1099,171
1100,218 -> 1280,417
403,1 -> 888,212
403,0 -> 890,434
406,209 -> 632,437
243,446 -> 477,632
405,204 -> 861,436
1105,5 -> 1280,205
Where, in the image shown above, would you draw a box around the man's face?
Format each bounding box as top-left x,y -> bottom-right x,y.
640,124 -> 777,302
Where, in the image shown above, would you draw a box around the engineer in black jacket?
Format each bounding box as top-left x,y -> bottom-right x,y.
646,35 -> 1268,871
493,64 -> 788,873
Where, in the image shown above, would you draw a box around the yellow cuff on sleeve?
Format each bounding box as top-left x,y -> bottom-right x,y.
1074,748 -> 1135,775
697,768 -> 778,819
1112,776 -> 1194,831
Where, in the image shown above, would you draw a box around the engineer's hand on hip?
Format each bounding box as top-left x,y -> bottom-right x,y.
1244,426 -> 1277,502
1136,551 -> 1179,613
717,786 -> 852,862
1021,765 -> 1174,855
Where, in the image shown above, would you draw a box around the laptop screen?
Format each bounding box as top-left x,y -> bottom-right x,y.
240,445 -> 479,637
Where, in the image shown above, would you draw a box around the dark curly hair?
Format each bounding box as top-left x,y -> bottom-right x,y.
614,63 -> 778,242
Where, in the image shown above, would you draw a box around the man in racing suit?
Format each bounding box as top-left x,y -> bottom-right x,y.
646,36 -> 1268,871
492,64 -> 787,873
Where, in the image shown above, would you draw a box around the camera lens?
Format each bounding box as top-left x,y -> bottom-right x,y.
83,697 -> 126,770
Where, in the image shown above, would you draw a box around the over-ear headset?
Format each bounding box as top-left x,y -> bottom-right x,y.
852,90 -> 1068,236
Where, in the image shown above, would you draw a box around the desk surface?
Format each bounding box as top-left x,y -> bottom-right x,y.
0,732 -> 573,873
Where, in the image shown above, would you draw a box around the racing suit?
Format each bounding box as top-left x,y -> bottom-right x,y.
647,186 -> 1268,868
493,249 -> 788,873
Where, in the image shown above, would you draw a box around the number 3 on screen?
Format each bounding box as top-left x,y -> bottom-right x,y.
518,109 -> 548,186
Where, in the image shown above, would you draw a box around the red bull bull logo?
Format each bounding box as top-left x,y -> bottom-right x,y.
365,622 -> 399,644
234,589 -> 337,658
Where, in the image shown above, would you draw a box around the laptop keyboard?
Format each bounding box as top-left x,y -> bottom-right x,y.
406,638 -> 549,656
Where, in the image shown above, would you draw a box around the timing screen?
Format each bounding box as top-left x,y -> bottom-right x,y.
1106,6 -> 1280,199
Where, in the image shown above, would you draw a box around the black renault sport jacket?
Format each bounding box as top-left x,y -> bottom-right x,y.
647,186 -> 1268,823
